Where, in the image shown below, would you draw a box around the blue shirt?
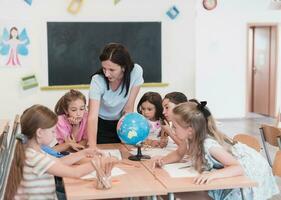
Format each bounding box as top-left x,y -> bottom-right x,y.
89,64 -> 144,120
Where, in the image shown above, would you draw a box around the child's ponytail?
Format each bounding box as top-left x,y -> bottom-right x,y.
54,95 -> 66,115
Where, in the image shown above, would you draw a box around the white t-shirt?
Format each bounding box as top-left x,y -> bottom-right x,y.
89,64 -> 144,120
15,148 -> 57,200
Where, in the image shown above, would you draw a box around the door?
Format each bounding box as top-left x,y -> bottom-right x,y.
250,26 -> 277,117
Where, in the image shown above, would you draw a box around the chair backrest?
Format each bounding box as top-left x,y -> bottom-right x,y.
259,124 -> 281,167
233,134 -> 261,152
0,123 -> 9,154
0,122 -> 10,187
0,115 -> 20,199
273,150 -> 281,177
260,124 -> 281,147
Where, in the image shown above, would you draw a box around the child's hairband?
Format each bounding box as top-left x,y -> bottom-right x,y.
16,133 -> 28,144
197,101 -> 211,118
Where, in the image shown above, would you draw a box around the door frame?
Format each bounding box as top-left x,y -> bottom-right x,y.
246,23 -> 279,117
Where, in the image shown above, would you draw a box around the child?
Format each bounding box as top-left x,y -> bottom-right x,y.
137,92 -> 168,148
5,105 -> 116,200
162,92 -> 188,146
54,89 -> 88,152
154,101 -> 279,200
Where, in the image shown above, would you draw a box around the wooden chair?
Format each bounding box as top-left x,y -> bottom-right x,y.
273,150 -> 281,177
259,124 -> 281,167
233,134 -> 261,152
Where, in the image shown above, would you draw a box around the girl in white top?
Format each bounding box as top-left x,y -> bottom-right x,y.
87,43 -> 144,147
5,105 -> 117,200
153,102 -> 279,200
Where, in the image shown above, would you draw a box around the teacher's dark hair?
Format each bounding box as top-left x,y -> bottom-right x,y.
93,43 -> 134,97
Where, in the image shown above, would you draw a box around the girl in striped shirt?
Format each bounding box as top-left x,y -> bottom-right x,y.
5,105 -> 116,200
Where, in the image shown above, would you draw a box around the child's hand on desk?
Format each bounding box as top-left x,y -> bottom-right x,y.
193,171 -> 215,184
80,148 -> 102,158
151,156 -> 165,169
69,142 -> 85,151
65,135 -> 85,151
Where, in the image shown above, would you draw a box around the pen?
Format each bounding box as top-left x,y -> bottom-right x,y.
178,165 -> 191,169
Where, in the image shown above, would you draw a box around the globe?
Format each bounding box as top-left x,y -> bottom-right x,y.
117,112 -> 150,145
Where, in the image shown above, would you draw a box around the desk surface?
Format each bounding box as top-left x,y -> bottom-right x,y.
64,144 -> 257,199
63,144 -> 166,200
142,160 -> 257,193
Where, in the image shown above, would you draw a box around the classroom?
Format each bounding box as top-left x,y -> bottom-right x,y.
1,0 -> 281,199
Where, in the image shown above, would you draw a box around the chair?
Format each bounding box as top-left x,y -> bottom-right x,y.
0,115 -> 19,199
233,134 -> 261,152
273,150 -> 281,177
259,124 -> 281,167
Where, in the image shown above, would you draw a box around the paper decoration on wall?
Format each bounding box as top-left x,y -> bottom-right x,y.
0,27 -> 30,67
68,0 -> 84,14
166,5 -> 180,20
24,0 -> 32,6
113,0 -> 121,5
21,74 -> 38,90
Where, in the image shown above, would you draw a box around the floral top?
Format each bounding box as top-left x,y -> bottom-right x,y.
204,137 -> 279,200
147,120 -> 162,140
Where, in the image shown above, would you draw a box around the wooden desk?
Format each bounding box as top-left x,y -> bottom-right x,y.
63,144 -> 166,200
142,160 -> 257,193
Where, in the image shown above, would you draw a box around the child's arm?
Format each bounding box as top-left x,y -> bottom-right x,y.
53,143 -> 71,152
58,148 -> 96,165
161,121 -> 182,146
159,130 -> 168,148
194,146 -> 244,184
78,139 -> 87,146
153,141 -> 188,167
48,156 -> 117,178
53,136 -> 85,152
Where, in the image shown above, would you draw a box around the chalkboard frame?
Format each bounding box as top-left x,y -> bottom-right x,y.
46,22 -> 162,86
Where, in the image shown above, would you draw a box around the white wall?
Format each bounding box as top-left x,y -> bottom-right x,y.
0,0 -> 196,119
195,0 -> 281,118
0,0 -> 280,120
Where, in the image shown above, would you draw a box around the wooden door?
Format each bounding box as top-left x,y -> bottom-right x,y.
250,26 -> 277,117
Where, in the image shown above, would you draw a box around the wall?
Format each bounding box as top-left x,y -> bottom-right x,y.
195,0 -> 281,118
0,0 -> 196,119
0,0 -> 280,120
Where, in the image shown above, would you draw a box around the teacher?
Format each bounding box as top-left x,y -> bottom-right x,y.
87,43 -> 144,147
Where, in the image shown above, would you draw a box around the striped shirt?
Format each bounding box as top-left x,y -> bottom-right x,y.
15,148 -> 57,200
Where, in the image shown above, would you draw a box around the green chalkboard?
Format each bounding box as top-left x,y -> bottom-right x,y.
47,22 -> 161,86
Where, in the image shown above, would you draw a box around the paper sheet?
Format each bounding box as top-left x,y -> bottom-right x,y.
101,149 -> 122,160
163,163 -> 199,178
81,167 -> 126,180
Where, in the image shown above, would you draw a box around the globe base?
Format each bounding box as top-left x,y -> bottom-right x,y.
128,146 -> 151,161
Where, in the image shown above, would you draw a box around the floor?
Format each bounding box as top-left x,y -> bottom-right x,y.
218,113 -> 281,200
218,113 -> 278,159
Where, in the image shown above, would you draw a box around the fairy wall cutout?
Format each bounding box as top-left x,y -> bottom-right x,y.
0,26 -> 30,67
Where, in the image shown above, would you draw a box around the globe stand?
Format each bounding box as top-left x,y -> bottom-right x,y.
128,145 -> 150,161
